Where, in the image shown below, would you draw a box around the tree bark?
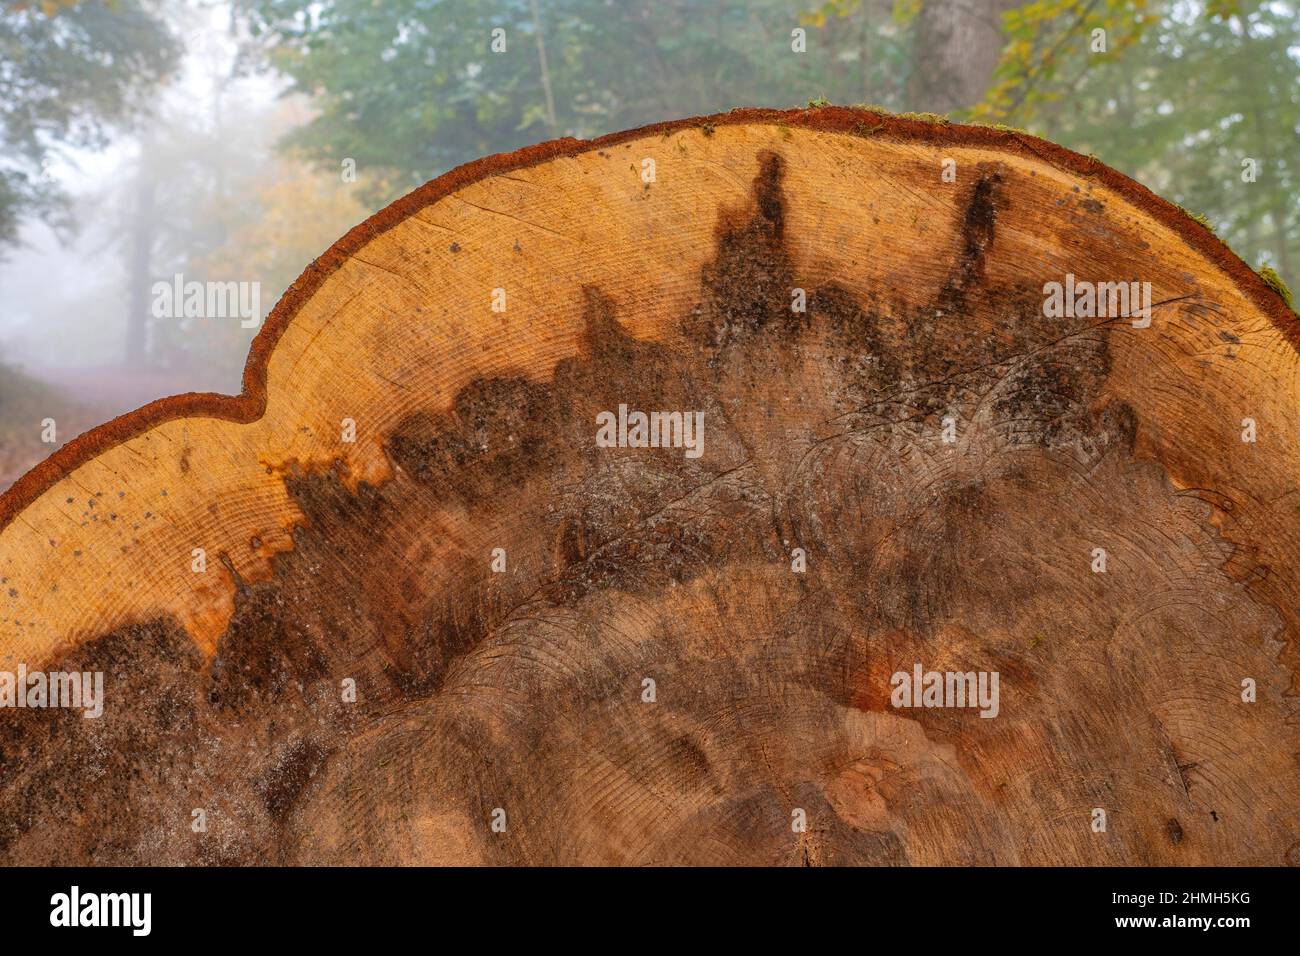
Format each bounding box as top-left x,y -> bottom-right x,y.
909,0 -> 1018,113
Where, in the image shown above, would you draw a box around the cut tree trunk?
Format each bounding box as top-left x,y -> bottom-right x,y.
0,107 -> 1297,866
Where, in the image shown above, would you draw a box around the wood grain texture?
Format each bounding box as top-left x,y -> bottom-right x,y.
0,107 -> 1297,866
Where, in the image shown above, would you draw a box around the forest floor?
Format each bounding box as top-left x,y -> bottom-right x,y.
0,363 -> 197,491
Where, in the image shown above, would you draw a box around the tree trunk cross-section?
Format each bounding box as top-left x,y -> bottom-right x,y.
0,107 -> 1297,866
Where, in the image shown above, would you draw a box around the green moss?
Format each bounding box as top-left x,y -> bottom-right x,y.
851,102 -> 894,115
1176,204 -> 1214,232
897,111 -> 950,124
965,120 -> 1030,135
1258,265 -> 1296,312
807,96 -> 831,108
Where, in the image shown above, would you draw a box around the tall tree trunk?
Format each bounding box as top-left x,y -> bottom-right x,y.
908,0 -> 1017,113
125,160 -> 156,369
529,0 -> 558,136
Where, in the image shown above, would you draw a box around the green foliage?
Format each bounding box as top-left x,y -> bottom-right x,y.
0,0 -> 180,252
234,0 -> 915,207
973,0 -> 1152,125
1025,1 -> 1299,290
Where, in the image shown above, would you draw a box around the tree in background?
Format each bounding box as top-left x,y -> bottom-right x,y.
0,0 -> 179,487
234,0 -> 911,210
997,0 -> 1298,285
184,126 -> 370,386
0,0 -> 180,254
